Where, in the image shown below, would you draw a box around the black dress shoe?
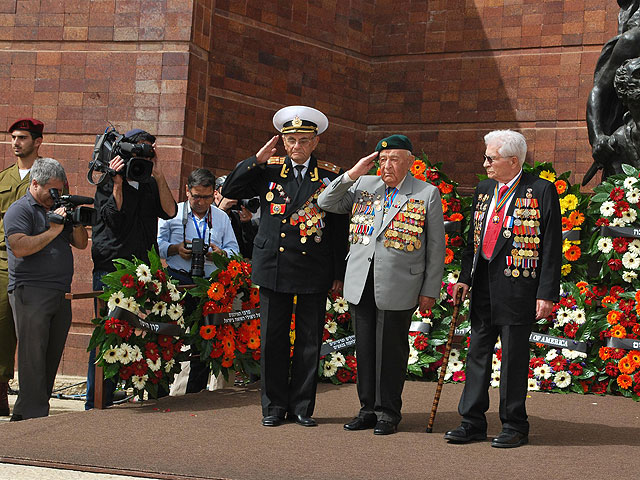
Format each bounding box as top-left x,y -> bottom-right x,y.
9,414 -> 23,422
444,423 -> 486,443
373,420 -> 397,435
261,415 -> 285,427
491,429 -> 528,448
344,415 -> 377,431
288,413 -> 317,427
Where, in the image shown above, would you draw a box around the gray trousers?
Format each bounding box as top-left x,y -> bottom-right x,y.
9,285 -> 71,419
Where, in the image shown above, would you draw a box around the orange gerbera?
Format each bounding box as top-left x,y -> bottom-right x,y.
445,248 -> 454,265
376,168 -> 381,176
438,182 -> 454,194
199,325 -> 217,340
247,335 -> 260,350
441,199 -> 448,214
410,159 -> 426,175
227,260 -> 242,278
561,217 -> 574,231
611,325 -> 627,338
249,287 -> 260,305
222,336 -> 235,354
635,290 -> 640,304
599,346 -> 611,361
449,213 -> 464,221
555,180 -> 567,195
629,350 -> 640,367
601,295 -> 616,307
576,281 -> 588,294
221,356 -> 234,368
618,357 -> 636,375
414,173 -> 426,182
564,245 -> 581,262
207,282 -> 225,300
568,210 -> 585,227
607,310 -> 623,325
617,374 -> 633,390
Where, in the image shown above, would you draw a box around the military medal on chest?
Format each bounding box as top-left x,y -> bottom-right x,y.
504,193 -> 541,279
349,191 -> 379,246
383,198 -> 426,251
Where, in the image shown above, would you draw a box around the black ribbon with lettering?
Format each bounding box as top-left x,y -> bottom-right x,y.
529,332 -> 588,353
444,221 -> 461,233
203,308 -> 260,326
599,225 -> 640,239
562,229 -> 580,241
109,306 -> 184,337
606,337 -> 640,350
320,335 -> 356,356
409,321 -> 432,335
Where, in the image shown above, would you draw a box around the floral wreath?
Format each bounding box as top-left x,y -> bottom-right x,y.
318,292 -> 357,384
88,248 -> 185,399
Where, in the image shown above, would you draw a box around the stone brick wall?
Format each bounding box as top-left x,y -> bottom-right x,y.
0,0 -> 623,376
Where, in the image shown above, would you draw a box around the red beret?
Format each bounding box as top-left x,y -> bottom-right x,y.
8,118 -> 44,136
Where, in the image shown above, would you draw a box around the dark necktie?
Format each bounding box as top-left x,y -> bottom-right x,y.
295,165 -> 305,186
482,185 -> 510,259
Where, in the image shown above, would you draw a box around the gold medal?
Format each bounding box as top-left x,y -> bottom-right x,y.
300,237 -> 307,244
522,269 -> 530,277
265,191 -> 274,202
407,244 -> 414,252
512,268 -> 520,278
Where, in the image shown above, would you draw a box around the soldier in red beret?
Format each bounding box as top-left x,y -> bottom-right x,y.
0,118 -> 44,418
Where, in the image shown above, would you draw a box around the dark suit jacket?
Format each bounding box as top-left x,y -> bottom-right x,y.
459,171 -> 562,325
222,154 -> 348,294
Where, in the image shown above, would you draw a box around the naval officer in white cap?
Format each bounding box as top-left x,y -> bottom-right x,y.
222,105 -> 349,427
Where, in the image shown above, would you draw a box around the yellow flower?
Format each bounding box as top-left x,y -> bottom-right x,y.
561,264 -> 571,276
539,170 -> 556,182
560,194 -> 578,215
289,329 -> 296,345
562,239 -> 571,253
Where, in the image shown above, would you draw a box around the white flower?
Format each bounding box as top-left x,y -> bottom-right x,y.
136,264 -> 152,283
554,371 -> 571,388
440,289 -> 448,301
622,252 -> 640,270
444,368 -> 453,381
117,344 -> 132,365
130,345 -> 143,362
630,239 -> 640,255
448,360 -> 463,372
611,217 -> 626,227
146,357 -> 162,372
555,307 -> 571,327
325,320 -> 337,334
176,316 -> 185,328
545,349 -> 558,362
447,271 -> 460,284
168,283 -> 181,302
326,298 -> 332,311
449,348 -> 460,360
600,200 -> 615,217
571,308 -> 586,325
151,280 -> 163,293
103,346 -> 119,364
131,375 -> 148,390
494,337 -> 502,350
151,301 -> 167,317
561,348 -> 586,360
332,297 -> 348,313
408,346 -> 419,365
597,237 -> 613,254
167,303 -> 183,321
621,208 -> 637,224
107,291 -> 125,312
164,358 -> 175,373
626,188 -> 640,204
623,271 -> 638,283
322,361 -> 337,377
624,176 -> 639,189
331,352 -> 346,367
534,364 -> 552,379
527,378 -> 539,391
121,297 -> 140,314
490,371 -> 500,388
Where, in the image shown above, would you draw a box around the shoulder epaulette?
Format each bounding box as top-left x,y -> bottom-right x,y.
317,161 -> 340,174
267,156 -> 286,165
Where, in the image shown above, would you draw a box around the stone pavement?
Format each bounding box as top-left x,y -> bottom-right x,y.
0,463 -> 160,480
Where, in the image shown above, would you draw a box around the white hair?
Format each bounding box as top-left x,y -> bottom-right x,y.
484,130 -> 527,166
30,157 -> 66,185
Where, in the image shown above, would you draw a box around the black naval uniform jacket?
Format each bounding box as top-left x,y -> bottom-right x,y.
459,171 -> 562,325
222,154 -> 348,294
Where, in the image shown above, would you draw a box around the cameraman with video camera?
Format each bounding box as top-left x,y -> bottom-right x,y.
5,158 -> 88,420
214,175 -> 259,259
86,128 -> 177,410
158,168 -> 238,393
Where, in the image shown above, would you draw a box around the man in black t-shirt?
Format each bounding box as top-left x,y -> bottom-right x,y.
85,129 -> 177,409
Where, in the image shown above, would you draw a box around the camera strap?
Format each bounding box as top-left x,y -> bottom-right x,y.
182,202 -> 212,247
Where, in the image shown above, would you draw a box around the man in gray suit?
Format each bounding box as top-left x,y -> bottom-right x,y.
318,134 -> 445,435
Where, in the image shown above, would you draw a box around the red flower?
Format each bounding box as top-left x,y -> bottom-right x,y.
530,357 -> 545,368
563,322 -> 579,339
346,355 -> 357,370
595,217 -> 610,227
414,335 -> 429,351
449,235 -> 463,247
612,237 -> 630,254
452,371 -> 466,382
158,335 -> 173,348
613,200 -> 630,217
610,285 -> 625,298
161,348 -> 174,362
336,368 -> 352,383
549,356 -> 568,371
608,258 -> 623,271
154,269 -> 166,282
252,349 -> 261,361
610,187 -> 625,201
568,363 -> 583,376
145,342 -> 160,362
132,360 -> 148,376
605,363 -> 619,377
591,380 -> 608,394
540,379 -> 553,391
209,341 -> 224,358
120,274 -> 135,288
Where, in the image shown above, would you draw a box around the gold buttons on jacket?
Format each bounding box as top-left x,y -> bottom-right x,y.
282,219 -> 287,224
279,247 -> 284,252
281,233 -> 286,238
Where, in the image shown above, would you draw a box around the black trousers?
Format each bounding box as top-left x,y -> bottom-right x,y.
458,257 -> 532,434
350,269 -> 414,424
258,287 -> 325,417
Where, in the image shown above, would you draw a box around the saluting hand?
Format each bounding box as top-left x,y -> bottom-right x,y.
347,151 -> 379,181
256,135 -> 280,164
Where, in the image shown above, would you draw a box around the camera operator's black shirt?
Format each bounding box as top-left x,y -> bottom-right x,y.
91,177 -> 175,273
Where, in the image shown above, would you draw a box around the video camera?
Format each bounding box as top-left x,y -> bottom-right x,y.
47,189 -> 97,226
230,197 -> 260,213
184,237 -> 208,277
88,126 -> 155,186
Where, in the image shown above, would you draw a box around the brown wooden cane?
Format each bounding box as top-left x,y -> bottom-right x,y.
426,288 -> 463,433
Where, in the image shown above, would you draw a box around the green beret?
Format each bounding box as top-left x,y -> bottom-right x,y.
375,134 -> 413,153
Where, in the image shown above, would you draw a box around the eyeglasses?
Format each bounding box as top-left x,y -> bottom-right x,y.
483,154 -> 507,164
188,192 -> 214,201
284,136 -> 314,147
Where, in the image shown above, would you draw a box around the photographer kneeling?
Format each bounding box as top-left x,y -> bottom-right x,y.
5,158 -> 89,420
158,168 -> 238,393
86,128 -> 177,409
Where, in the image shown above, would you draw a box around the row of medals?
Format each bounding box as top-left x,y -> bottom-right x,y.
349,192 -> 380,246
289,188 -> 326,244
503,195 -> 540,279
384,199 -> 425,251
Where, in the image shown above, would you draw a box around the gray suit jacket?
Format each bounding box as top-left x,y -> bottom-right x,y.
318,173 -> 445,311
